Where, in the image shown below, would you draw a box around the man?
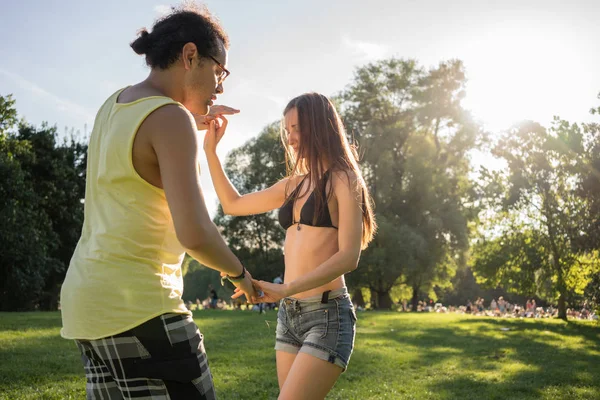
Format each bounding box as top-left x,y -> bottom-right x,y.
60,4 -> 255,399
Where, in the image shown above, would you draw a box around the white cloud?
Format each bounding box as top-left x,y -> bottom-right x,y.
0,68 -> 95,122
342,36 -> 389,61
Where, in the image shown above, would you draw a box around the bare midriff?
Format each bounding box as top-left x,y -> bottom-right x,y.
283,224 -> 345,299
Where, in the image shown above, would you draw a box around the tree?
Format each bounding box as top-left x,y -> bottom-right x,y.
0,94 -> 17,134
0,95 -> 57,310
0,134 -> 59,310
0,94 -> 87,310
340,59 -> 480,309
473,118 -> 600,320
573,93 -> 600,252
14,124 -> 87,309
571,94 -> 600,314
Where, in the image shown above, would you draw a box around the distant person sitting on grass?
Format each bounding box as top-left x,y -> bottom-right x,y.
59,4 -> 257,399
208,284 -> 219,309
273,273 -> 283,285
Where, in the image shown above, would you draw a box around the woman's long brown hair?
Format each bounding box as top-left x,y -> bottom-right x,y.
281,92 -> 376,249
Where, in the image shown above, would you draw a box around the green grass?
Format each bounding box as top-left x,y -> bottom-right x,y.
0,311 -> 599,400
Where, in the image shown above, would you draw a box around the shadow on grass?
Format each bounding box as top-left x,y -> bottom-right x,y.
360,314 -> 600,399
2,311 -> 598,399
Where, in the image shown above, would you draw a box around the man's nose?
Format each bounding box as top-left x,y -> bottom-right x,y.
215,82 -> 224,94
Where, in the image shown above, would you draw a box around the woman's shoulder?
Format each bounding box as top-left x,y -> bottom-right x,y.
279,174 -> 304,190
278,174 -> 305,198
329,168 -> 360,188
287,174 -> 305,185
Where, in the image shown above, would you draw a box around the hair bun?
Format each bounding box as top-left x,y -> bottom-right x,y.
131,29 -> 152,55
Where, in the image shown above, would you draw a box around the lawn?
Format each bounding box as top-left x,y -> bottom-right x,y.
0,311 -> 599,399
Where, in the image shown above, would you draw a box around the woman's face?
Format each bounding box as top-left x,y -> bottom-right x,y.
284,107 -> 301,157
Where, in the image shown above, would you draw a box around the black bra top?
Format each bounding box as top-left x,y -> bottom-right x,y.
278,171 -> 338,230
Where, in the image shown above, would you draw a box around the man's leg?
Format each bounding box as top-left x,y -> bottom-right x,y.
76,341 -> 124,399
130,313 -> 216,399
78,314 -> 216,400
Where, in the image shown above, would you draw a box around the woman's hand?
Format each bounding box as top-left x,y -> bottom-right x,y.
203,115 -> 229,155
251,280 -> 292,303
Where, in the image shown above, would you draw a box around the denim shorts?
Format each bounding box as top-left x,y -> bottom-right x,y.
275,288 -> 357,370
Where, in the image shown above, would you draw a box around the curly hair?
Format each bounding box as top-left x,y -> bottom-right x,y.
130,2 -> 229,69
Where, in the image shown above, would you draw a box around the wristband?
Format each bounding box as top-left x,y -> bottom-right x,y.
221,266 -> 246,286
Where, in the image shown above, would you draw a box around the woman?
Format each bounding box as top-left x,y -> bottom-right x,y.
204,92 -> 376,399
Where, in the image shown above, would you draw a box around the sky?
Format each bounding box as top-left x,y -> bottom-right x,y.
1,0 -> 599,216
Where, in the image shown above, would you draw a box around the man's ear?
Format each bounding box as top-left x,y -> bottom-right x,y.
181,42 -> 198,70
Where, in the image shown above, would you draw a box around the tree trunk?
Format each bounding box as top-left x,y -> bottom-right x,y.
376,290 -> 393,310
40,279 -> 61,310
557,292 -> 567,320
433,117 -> 441,155
542,192 -> 568,321
411,285 -> 419,312
370,287 -> 378,309
553,258 -> 568,321
352,288 -> 366,308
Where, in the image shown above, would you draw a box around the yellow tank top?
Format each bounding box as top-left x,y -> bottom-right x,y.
60,88 -> 191,340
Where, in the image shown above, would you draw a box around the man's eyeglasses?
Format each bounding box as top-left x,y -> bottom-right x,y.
208,55 -> 230,84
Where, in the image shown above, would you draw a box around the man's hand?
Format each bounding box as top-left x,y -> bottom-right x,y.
192,105 -> 239,131
222,270 -> 258,304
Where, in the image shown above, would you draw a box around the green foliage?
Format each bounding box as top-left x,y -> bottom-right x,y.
473,117 -> 600,319
341,59 -> 480,308
573,95 -> 600,252
0,94 -> 86,310
0,142 -> 59,310
0,94 -> 17,134
182,256 -> 234,303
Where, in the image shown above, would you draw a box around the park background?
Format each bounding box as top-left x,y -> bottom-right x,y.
1,1 -> 599,399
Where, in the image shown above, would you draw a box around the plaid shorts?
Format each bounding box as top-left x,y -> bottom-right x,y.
75,313 -> 215,400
